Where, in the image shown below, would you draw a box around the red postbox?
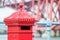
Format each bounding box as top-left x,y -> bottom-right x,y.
4,4 -> 36,40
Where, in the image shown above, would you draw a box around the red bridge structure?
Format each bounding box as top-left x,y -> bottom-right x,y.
3,0 -> 60,40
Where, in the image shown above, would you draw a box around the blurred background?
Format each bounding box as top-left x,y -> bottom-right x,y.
0,0 -> 60,40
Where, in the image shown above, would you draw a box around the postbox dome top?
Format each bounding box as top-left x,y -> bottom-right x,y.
4,3 -> 37,26
4,5 -> 36,26
4,9 -> 35,21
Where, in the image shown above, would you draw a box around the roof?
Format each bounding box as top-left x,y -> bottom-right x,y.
4,10 -> 35,22
4,9 -> 36,26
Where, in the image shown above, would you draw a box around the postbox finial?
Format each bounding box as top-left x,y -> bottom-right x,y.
19,2 -> 24,10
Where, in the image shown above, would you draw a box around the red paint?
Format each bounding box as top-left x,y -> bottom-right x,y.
4,4 -> 36,40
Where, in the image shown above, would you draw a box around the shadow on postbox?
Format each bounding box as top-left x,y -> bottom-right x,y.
4,3 -> 37,40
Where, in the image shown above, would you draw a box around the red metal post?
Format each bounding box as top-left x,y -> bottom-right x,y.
37,0 -> 40,20
49,0 -> 54,21
58,0 -> 60,21
46,0 -> 48,19
31,0 -> 35,15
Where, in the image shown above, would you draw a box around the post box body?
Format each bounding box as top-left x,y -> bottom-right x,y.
8,25 -> 33,40
4,10 -> 35,40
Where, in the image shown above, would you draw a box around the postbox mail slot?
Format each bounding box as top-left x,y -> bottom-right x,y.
21,26 -> 30,30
